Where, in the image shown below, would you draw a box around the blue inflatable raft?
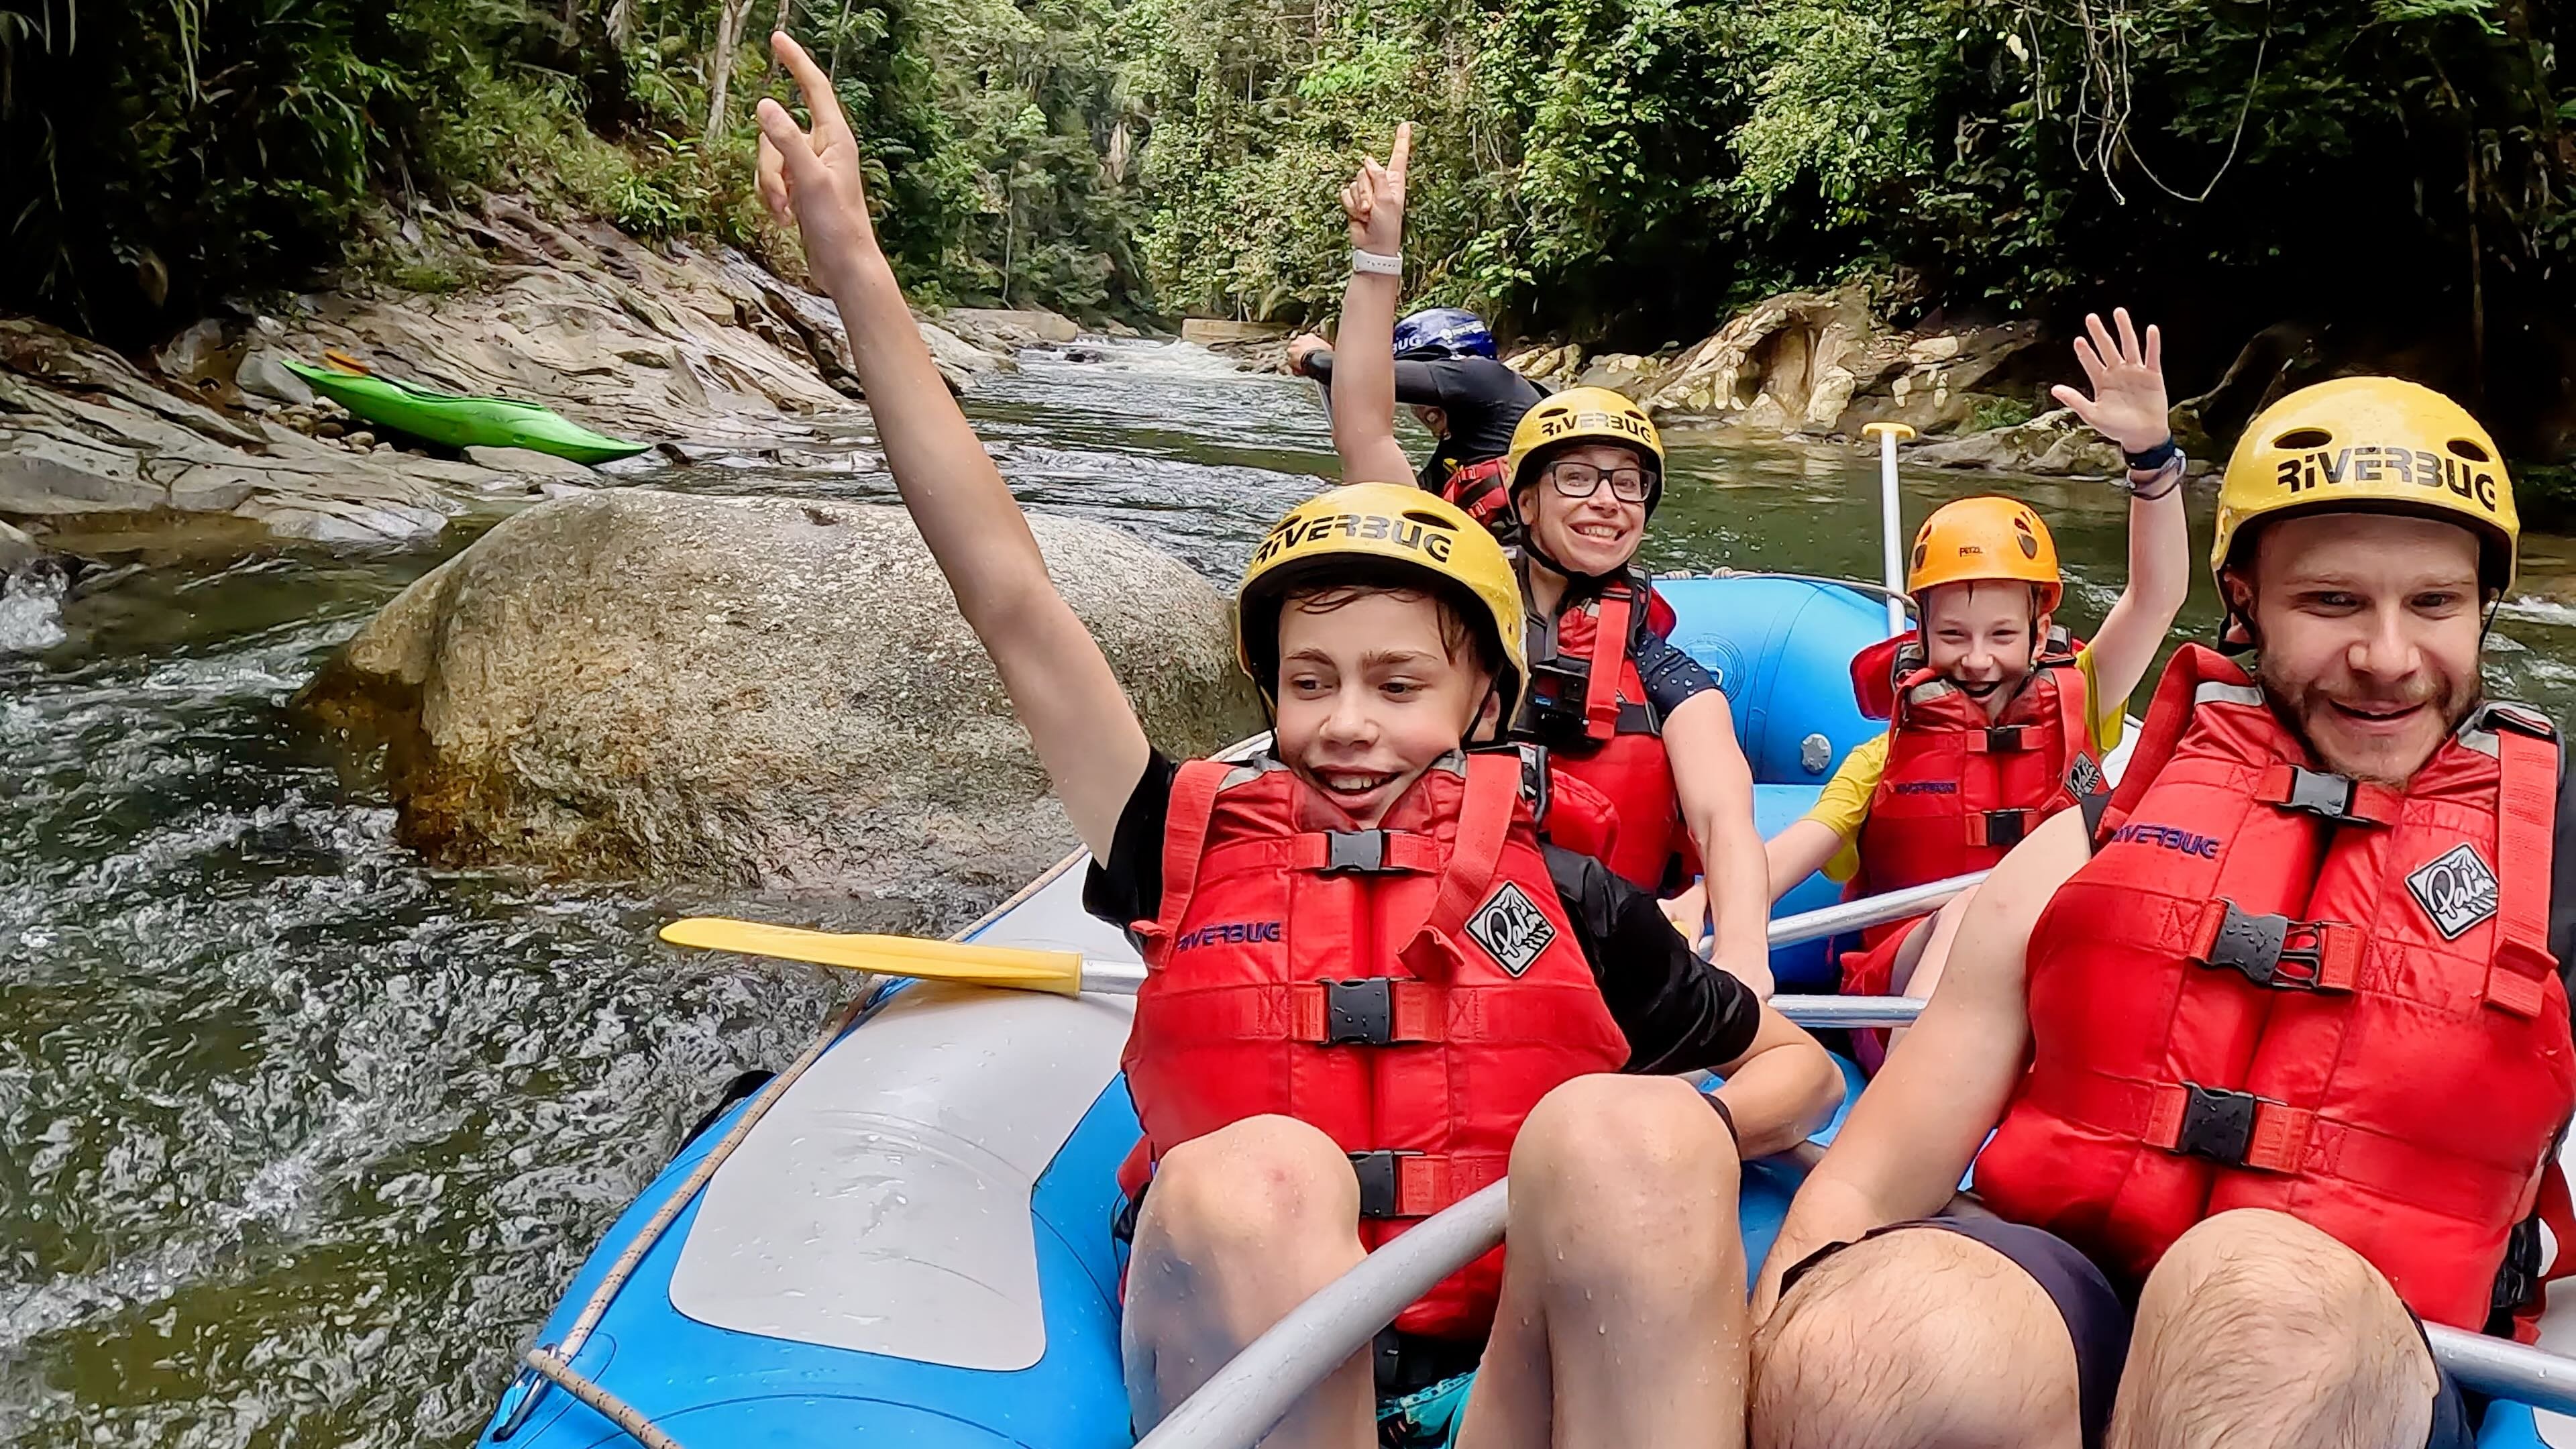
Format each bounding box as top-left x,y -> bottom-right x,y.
474,574 -> 2561,1449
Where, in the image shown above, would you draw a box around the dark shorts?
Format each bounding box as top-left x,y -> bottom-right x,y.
1778,1217 -> 2475,1449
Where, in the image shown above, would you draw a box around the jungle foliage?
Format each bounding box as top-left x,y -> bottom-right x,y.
1127,0 -> 2576,441
0,0 -> 1143,343
6,0 -> 2575,445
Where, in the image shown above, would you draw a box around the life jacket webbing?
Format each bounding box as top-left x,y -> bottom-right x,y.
2021,1070 -> 2538,1220
1445,458 -> 1514,529
1585,586 -> 1633,744
1137,981 -> 1600,1049
2492,725 -> 2559,1018
1287,831 -> 1440,874
1419,753 -> 1520,962
1148,760 -> 1231,949
1364,1151 -> 1507,1218
2254,761 -> 2405,827
2095,655 -> 2215,842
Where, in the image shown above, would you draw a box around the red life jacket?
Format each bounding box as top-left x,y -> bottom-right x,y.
1121,750 -> 1631,1339
1973,645 -> 2574,1330
1507,741 -> 1623,870
1839,630 -> 2100,996
1440,457 -> 1516,536
1517,575 -> 1686,890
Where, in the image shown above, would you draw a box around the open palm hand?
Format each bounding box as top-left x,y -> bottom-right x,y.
2049,308 -> 2170,456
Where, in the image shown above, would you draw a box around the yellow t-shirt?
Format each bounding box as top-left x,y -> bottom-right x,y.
1803,645 -> 2127,883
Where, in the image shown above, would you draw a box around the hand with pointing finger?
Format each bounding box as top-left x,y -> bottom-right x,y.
753,32 -> 880,296
2050,307 -> 2170,457
1341,122 -> 1413,258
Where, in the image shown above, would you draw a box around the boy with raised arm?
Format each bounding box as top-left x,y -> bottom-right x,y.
753,48 -> 1840,1449
1757,318 -> 2190,1049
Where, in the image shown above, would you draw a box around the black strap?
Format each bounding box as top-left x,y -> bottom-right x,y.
2080,789 -> 2114,850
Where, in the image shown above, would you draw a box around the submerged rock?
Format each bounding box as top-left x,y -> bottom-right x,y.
294,489 -> 1263,921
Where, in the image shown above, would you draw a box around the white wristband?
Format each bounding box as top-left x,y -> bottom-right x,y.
1350,249 -> 1402,277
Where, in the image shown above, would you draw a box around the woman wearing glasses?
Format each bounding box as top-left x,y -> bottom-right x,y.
1503,389 -> 1776,995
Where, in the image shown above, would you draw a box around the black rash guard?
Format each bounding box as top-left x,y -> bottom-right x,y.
1297,353 -> 1548,493
1083,750 -> 1762,1073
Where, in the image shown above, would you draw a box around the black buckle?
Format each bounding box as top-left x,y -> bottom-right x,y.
1513,743 -> 1553,820
2198,900 -> 2328,989
1982,808 -> 2029,847
2490,1215 -> 2545,1331
1322,979 -> 1395,1045
2279,766 -> 2370,826
2172,1083 -> 2261,1163
1321,830 -> 1391,873
1348,1150 -> 1417,1218
1984,725 -> 2031,753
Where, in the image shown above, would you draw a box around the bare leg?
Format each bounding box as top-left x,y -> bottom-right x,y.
1880,888 -> 1977,1055
2110,1210 -> 2436,1449
1457,1075 -> 1748,1449
1752,1225 -> 2083,1449
1122,1115 -> 1373,1449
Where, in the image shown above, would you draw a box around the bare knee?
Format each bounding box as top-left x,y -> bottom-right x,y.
1513,1074 -> 1738,1197
2115,1210 -> 2433,1449
1140,1115 -> 1358,1261
1752,1228 -> 2078,1449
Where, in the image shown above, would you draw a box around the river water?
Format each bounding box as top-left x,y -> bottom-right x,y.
4,339 -> 2574,1446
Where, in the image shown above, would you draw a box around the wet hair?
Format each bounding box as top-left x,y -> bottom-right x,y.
1273,558 -> 1505,682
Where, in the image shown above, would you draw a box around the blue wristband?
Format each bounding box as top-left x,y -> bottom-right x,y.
2123,437 -> 2181,472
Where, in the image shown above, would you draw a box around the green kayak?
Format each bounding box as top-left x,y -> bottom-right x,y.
283,361 -> 651,464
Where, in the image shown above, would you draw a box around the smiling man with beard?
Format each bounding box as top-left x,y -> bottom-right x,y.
1746,376 -> 2576,1449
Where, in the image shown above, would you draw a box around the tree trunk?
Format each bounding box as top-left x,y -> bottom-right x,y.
757,0 -> 795,94
2467,131 -> 2487,407
705,0 -> 755,142
606,0 -> 635,45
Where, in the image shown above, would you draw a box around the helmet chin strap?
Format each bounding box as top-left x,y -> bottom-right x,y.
1515,519 -> 1626,594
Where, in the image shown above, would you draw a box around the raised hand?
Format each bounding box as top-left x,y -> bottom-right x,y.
753,32 -> 880,294
1340,122 -> 1413,258
2049,308 -> 2170,456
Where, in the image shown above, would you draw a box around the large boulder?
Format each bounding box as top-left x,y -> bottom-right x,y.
294,490 -> 1262,925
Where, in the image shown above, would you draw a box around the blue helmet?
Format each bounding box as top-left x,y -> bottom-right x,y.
1391,308 -> 1497,361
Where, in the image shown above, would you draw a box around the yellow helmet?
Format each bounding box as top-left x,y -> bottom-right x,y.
1236,482 -> 1529,719
2214,376 -> 2518,594
1505,386 -> 1666,513
1908,495 -> 2063,614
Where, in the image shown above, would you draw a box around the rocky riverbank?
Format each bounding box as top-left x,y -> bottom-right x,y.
0,197 -> 1038,554
1493,282 -> 2159,475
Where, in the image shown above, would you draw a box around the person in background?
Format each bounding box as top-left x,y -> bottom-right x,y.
1289,307 -> 1545,535
1315,143 -> 1774,995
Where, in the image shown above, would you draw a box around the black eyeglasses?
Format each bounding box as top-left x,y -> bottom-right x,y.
1546,462 -> 1656,503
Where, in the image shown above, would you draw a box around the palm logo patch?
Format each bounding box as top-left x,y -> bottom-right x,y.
1467,881 -> 1557,977
2065,753 -> 2106,800
2407,844 -> 2500,940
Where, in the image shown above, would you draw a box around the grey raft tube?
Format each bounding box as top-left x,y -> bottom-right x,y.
1133,874 -> 2576,1449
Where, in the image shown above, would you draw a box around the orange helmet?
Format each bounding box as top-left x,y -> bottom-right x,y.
1907,496 -> 2063,613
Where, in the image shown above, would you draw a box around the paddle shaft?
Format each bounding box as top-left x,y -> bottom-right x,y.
1872,425 -> 1907,635
1138,1164 -> 2576,1449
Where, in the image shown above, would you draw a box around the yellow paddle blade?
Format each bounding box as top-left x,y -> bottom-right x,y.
657,917 -> 1086,995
